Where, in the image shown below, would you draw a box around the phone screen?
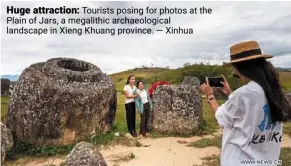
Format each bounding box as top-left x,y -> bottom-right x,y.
207,77 -> 223,87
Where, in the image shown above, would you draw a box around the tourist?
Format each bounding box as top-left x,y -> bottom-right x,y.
200,41 -> 290,166
123,75 -> 139,137
134,80 -> 153,138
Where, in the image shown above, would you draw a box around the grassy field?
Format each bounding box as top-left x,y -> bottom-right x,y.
2,93 -> 291,165
1,96 -> 9,123
110,66 -> 291,92
1,65 -> 291,165
279,72 -> 291,92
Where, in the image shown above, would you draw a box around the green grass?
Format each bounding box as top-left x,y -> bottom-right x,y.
200,99 -> 223,135
6,142 -> 74,160
283,122 -> 291,137
280,148 -> 291,166
110,65 -> 291,92
189,136 -> 222,148
201,155 -> 220,166
193,155 -> 220,166
1,96 -> 9,123
279,72 -> 291,92
109,64 -> 239,92
1,64 -> 291,164
5,127 -> 124,161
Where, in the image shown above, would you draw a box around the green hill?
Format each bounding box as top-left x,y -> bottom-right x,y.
109,63 -> 291,92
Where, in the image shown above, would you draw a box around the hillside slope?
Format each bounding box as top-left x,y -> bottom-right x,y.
109,67 -> 172,92
109,64 -> 291,92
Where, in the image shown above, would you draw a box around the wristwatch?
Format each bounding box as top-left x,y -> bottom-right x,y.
208,96 -> 215,103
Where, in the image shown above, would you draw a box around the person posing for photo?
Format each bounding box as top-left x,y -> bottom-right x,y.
200,41 -> 290,166
123,75 -> 140,137
134,80 -> 153,138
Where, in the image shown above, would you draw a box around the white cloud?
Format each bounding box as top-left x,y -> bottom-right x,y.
1,1 -> 291,75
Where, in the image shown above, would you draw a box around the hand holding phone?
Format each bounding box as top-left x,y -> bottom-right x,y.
218,75 -> 232,96
200,78 -> 214,96
206,77 -> 224,87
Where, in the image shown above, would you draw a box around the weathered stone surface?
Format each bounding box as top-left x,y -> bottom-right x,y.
286,92 -> 291,110
6,58 -> 117,146
286,93 -> 291,119
67,141 -> 107,166
213,87 -> 228,100
1,78 -> 10,96
286,93 -> 291,103
152,85 -> 203,135
181,76 -> 200,87
1,122 -> 13,163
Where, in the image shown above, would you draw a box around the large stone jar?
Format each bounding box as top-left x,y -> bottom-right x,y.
6,58 -> 117,146
152,85 -> 203,135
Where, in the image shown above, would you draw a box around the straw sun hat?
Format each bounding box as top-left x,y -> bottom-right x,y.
223,41 -> 273,67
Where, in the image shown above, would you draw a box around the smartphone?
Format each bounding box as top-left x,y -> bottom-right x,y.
206,77 -> 224,87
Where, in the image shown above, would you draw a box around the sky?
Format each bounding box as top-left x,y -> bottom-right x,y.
1,1 -> 291,75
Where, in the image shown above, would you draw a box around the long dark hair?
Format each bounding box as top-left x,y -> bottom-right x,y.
126,75 -> 135,85
232,58 -> 290,122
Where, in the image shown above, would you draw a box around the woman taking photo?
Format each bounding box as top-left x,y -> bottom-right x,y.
123,75 -> 139,137
200,41 -> 290,166
134,80 -> 153,138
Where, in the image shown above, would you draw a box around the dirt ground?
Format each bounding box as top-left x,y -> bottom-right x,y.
6,129 -> 291,166
102,136 -> 220,166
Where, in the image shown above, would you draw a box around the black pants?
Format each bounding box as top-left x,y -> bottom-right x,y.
125,102 -> 136,134
140,102 -> 150,136
147,110 -> 154,131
